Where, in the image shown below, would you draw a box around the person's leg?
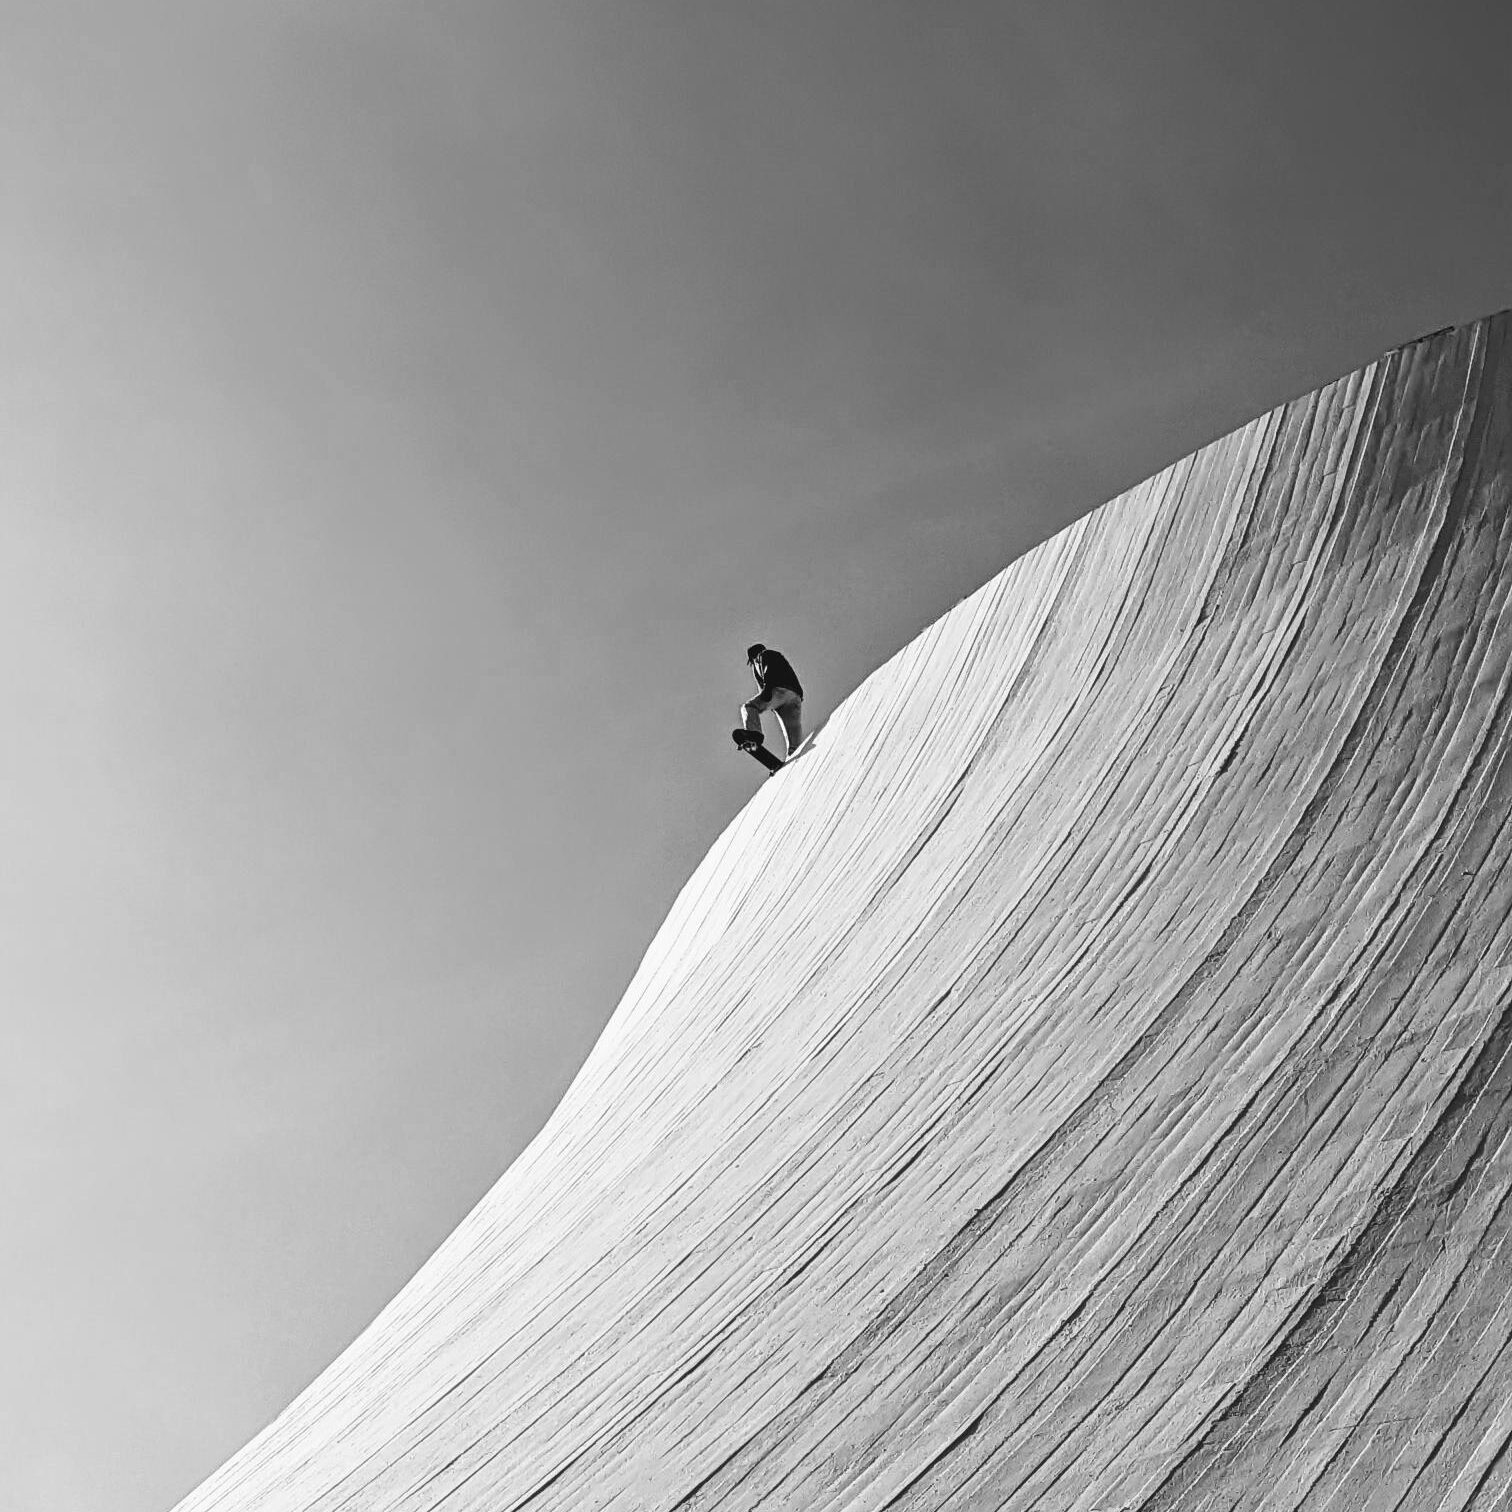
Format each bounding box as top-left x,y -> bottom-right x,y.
741,686 -> 775,739
773,690 -> 803,756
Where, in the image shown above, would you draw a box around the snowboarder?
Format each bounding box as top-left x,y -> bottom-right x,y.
735,643 -> 804,760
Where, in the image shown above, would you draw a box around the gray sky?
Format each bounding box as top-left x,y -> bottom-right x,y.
3,3 -> 1510,1508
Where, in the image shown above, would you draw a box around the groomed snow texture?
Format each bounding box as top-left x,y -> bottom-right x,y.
180,313 -> 1512,1511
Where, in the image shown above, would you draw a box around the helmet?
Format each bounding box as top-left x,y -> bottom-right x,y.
745,643 -> 766,662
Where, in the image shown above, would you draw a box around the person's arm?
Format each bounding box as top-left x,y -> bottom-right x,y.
763,651 -> 799,692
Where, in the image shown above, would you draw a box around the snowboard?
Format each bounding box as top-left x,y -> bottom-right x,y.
732,728 -> 784,773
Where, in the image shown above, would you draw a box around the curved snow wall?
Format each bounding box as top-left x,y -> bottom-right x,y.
181,313 -> 1512,1511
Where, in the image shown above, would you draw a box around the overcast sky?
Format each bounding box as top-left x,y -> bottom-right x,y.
4,3 -> 1511,1508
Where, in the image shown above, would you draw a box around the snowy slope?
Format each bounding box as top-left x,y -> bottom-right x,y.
179,313 -> 1512,1511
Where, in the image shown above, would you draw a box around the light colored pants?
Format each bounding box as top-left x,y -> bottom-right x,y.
741,686 -> 803,756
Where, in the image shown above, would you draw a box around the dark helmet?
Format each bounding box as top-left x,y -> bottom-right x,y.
745,643 -> 766,662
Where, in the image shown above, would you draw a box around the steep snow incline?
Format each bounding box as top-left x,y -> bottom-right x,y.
180,314 -> 1512,1511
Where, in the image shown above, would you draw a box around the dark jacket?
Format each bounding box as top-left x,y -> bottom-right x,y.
751,648 -> 803,698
